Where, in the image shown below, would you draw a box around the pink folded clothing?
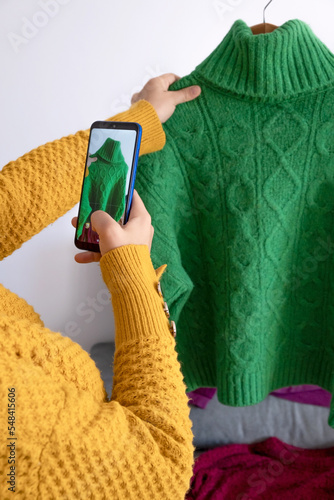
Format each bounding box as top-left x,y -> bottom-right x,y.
270,385 -> 332,407
186,437 -> 334,500
187,388 -> 217,409
187,385 -> 332,409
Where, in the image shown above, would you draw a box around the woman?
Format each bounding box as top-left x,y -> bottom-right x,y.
0,75 -> 201,499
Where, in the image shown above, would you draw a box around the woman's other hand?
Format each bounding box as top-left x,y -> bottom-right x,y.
131,73 -> 201,123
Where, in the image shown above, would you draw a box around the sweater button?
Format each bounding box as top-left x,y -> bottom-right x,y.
169,320 -> 176,338
163,301 -> 170,318
157,281 -> 163,296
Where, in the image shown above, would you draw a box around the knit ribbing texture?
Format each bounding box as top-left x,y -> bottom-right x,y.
135,18 -> 334,427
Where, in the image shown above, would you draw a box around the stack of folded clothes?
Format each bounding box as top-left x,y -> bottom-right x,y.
186,437 -> 334,499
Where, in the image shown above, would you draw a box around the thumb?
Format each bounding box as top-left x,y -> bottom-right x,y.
127,190 -> 150,222
131,92 -> 140,104
90,210 -> 119,235
169,85 -> 201,106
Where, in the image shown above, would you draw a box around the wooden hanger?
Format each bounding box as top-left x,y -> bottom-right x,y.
250,0 -> 278,34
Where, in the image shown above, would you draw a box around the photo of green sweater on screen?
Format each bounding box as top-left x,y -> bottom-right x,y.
77,137 -> 129,238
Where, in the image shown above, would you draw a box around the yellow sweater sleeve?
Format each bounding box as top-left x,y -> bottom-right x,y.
0,101 -> 194,498
0,245 -> 194,500
0,99 -> 165,261
0,100 -> 165,325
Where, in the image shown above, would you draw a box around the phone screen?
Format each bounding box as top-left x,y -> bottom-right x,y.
75,121 -> 141,251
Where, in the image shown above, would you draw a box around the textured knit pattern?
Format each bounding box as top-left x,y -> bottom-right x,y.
135,19 -> 334,426
186,436 -> 334,499
0,104 -> 194,499
0,99 -> 165,261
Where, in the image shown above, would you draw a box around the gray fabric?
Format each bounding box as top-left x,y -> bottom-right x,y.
190,393 -> 334,450
90,341 -> 116,399
90,342 -> 334,450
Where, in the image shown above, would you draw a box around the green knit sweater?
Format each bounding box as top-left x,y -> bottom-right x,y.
136,19 -> 334,426
77,137 -> 128,237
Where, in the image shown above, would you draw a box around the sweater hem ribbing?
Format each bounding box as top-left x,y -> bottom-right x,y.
185,349 -> 334,408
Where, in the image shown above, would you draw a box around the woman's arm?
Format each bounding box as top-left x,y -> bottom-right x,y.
0,74 -> 200,323
0,73 -> 200,262
60,193 -> 194,498
99,244 -> 194,499
0,244 -> 194,499
81,192 -> 194,495
0,100 -> 164,262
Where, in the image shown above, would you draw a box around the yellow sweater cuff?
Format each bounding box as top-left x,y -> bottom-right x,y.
99,245 -> 172,345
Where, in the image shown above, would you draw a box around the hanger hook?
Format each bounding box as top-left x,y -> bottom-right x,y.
263,0 -> 274,25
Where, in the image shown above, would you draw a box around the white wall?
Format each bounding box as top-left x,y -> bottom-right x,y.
1,0 -> 334,353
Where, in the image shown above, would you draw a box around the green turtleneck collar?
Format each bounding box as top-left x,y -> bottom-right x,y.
90,137 -> 124,163
194,19 -> 334,100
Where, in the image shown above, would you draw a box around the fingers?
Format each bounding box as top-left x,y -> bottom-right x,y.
74,251 -> 101,264
170,85 -> 201,106
72,216 -> 102,263
127,190 -> 150,222
90,210 -> 119,235
131,74 -> 180,104
131,92 -> 139,104
158,73 -> 180,90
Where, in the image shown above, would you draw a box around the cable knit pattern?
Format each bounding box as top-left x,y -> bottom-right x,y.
135,19 -> 334,427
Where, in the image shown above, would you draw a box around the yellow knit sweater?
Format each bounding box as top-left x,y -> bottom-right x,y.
0,101 -> 195,499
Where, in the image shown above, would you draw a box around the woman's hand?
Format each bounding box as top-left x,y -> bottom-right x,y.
73,74 -> 200,263
72,190 -> 153,263
131,73 -> 201,123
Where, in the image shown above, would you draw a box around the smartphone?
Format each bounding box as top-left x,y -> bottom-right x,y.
74,120 -> 142,252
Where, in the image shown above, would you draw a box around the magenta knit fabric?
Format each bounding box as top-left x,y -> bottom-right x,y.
186,437 -> 334,499
187,385 -> 332,409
